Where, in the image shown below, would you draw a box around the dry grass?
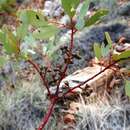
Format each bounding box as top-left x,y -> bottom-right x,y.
75,94 -> 130,130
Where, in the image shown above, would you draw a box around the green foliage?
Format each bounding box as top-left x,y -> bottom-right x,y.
94,42 -> 110,59
94,32 -> 130,62
101,43 -> 110,57
0,1 -> 109,68
0,56 -> 8,67
33,25 -> 59,40
0,1 -> 109,64
1,1 -> 130,129
16,23 -> 28,41
76,2 -> 109,30
61,0 -> 80,17
76,0 -> 90,30
85,9 -> 109,27
93,33 -> 130,98
94,32 -> 113,59
17,10 -> 59,41
0,0 -> 15,5
78,0 -> 90,19
0,26 -> 19,55
125,80 -> 130,97
0,29 -> 5,43
93,43 -> 102,59
105,32 -> 112,49
17,10 -> 48,27
112,50 -> 130,61
0,0 -> 16,13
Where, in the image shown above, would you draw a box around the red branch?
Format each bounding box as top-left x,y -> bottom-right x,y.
0,13 -> 7,16
36,20 -> 76,130
37,97 -> 57,130
70,26 -> 74,51
27,59 -> 51,97
55,26 -> 76,95
62,57 -> 130,97
48,20 -> 70,29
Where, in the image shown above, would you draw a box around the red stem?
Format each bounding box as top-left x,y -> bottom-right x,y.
70,27 -> 74,51
38,97 -> 57,130
55,26 -> 75,95
0,13 -> 8,16
48,20 -> 70,29
27,59 -> 51,97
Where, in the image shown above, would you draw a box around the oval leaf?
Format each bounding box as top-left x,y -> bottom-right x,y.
75,18 -> 85,30
105,32 -> 112,49
33,25 -> 59,40
118,50 -> 130,59
79,0 -> 89,19
3,26 -> 19,55
93,43 -> 102,59
61,0 -> 80,17
112,50 -> 130,61
101,43 -> 109,57
18,10 -> 48,27
16,24 -> 28,41
76,0 -> 89,30
85,9 -> 109,27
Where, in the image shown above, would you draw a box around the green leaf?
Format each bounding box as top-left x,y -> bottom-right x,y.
112,50 -> 130,61
18,10 -> 47,27
0,29 -> 5,43
125,80 -> 130,97
118,50 -> 130,59
101,43 -> 110,57
16,24 -> 28,41
27,10 -> 48,27
17,10 -> 29,26
17,10 -> 49,40
0,0 -> 7,4
85,9 -> 109,27
0,0 -> 16,5
105,32 -> 112,49
0,56 -> 7,67
79,0 -> 89,19
93,43 -> 102,59
0,0 -> 16,13
33,25 -> 59,40
61,0 -> 80,17
75,0 -> 89,30
3,26 -> 19,55
75,18 -> 85,30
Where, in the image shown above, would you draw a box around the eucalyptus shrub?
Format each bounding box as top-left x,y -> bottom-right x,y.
0,0 -> 130,130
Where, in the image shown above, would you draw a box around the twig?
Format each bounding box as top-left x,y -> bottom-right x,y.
55,25 -> 75,95
62,57 -> 130,97
48,20 -> 70,29
27,59 -> 51,97
69,25 -> 74,51
37,97 -> 57,130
